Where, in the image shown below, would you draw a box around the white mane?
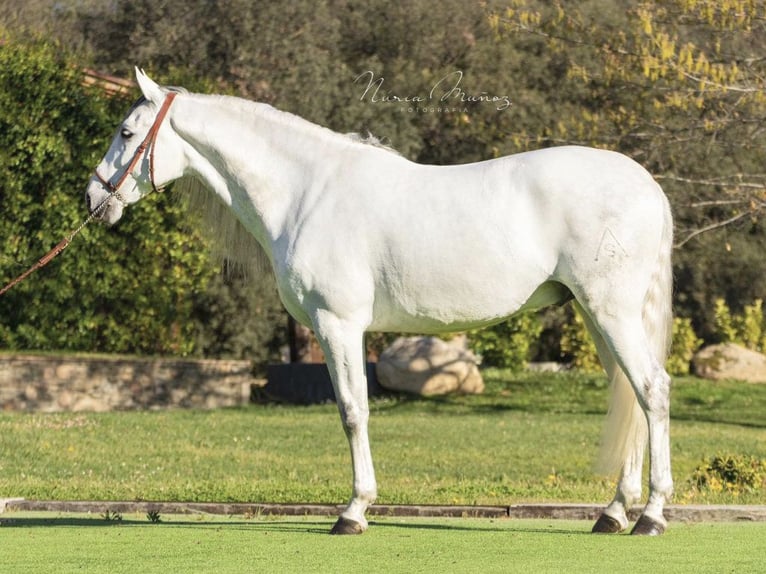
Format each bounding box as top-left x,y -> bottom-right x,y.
344,132 -> 401,154
175,175 -> 270,276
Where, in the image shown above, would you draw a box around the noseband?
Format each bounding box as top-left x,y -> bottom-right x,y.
93,92 -> 177,200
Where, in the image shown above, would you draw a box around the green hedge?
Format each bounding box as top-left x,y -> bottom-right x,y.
0,37 -> 210,354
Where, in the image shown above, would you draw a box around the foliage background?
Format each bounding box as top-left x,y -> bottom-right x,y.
0,38 -> 287,365
1,0 -> 765,370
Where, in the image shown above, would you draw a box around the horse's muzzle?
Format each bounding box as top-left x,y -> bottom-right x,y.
85,182 -> 124,225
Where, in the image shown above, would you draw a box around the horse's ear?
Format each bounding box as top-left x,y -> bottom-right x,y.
135,67 -> 165,104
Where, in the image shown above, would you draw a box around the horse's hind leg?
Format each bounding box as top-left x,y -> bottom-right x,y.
579,306 -> 673,535
311,309 -> 377,535
629,357 -> 672,536
574,303 -> 645,534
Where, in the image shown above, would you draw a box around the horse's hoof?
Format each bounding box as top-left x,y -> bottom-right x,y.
591,513 -> 625,534
630,514 -> 666,536
330,516 -> 365,535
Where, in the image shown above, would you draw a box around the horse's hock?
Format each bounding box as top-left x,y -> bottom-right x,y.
0,354 -> 256,412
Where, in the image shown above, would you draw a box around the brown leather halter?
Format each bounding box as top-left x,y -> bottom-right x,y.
93,91 -> 177,200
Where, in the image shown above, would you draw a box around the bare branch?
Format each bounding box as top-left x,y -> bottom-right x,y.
678,70 -> 762,94
654,174 -> 766,190
674,211 -> 753,248
689,199 -> 751,208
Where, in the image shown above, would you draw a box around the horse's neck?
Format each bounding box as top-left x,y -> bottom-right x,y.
173,95 -> 331,244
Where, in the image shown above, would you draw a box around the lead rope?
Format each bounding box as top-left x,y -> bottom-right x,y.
0,191 -> 116,297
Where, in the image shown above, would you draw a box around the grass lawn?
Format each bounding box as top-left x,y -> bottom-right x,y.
2,512 -> 765,574
0,370 -> 764,506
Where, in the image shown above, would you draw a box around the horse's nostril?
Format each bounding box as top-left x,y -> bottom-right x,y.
86,194 -> 92,213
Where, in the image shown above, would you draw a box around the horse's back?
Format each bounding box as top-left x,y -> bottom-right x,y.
361,145 -> 665,238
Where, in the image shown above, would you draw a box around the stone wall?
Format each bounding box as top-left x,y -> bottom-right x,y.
0,354 -> 258,412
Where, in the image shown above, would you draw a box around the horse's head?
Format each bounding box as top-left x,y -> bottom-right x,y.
85,68 -> 185,224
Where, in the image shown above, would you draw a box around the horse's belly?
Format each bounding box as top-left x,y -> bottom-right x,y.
368,264 -> 557,333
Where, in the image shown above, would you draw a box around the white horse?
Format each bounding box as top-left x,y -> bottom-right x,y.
86,69 -> 674,536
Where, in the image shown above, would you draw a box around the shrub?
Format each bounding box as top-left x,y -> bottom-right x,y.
713,298 -> 739,344
713,298 -> 766,352
691,454 -> 766,495
0,36 -> 216,355
0,36 -> 287,360
559,310 -> 702,376
559,309 -> 601,373
740,299 -> 765,352
468,313 -> 543,370
666,317 -> 703,375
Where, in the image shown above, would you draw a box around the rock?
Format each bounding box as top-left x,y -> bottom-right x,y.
376,336 -> 484,396
527,362 -> 569,373
692,343 -> 766,383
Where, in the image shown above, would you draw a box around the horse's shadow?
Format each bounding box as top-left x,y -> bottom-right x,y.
0,515 -> 324,533
0,515 -> 589,536
368,520 -> 590,536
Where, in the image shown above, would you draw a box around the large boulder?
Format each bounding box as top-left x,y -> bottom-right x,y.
692,343 -> 766,383
376,336 -> 484,396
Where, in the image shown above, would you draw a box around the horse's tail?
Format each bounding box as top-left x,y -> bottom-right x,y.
597,192 -> 673,475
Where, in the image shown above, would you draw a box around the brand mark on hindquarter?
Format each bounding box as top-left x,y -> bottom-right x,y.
595,227 -> 628,262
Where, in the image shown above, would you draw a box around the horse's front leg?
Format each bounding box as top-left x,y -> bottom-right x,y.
312,309 -> 376,535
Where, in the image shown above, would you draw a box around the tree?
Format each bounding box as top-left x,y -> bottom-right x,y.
495,0 -> 766,222
492,0 -> 766,336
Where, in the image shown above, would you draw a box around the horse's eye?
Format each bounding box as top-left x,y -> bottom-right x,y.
120,128 -> 134,139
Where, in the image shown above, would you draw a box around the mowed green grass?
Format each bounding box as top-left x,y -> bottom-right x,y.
2,513 -> 764,574
0,370 -> 764,506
